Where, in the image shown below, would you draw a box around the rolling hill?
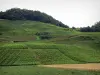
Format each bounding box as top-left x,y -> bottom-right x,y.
0,20 -> 100,75
0,19 -> 100,65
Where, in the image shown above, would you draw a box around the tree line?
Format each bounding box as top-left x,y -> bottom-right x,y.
0,8 -> 69,28
80,21 -> 100,32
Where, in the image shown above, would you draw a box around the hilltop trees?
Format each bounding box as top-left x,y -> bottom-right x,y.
0,8 -> 69,28
80,26 -> 91,32
91,21 -> 100,32
80,21 -> 100,32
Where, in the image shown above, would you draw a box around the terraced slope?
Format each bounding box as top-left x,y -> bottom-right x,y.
0,20 -> 100,75
0,43 -> 100,66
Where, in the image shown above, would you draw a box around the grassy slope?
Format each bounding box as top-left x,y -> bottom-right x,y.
0,20 -> 78,42
0,20 -> 100,75
0,20 -> 100,65
0,20 -> 76,35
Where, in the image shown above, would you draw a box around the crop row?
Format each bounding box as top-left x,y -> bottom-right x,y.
0,43 -> 65,49
0,49 -> 22,65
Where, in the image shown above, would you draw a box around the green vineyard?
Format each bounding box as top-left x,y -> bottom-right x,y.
0,43 -> 100,66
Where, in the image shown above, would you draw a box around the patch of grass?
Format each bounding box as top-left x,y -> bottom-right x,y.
0,20 -> 76,40
0,66 -> 100,75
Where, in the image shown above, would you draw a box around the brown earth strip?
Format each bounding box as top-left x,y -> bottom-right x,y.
38,64 -> 100,71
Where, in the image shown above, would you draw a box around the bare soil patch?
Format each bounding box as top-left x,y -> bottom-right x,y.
39,64 -> 100,71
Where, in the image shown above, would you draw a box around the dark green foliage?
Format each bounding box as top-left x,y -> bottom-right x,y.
0,33 -> 2,35
0,11 -> 4,18
92,21 -> 100,32
80,26 -> 92,32
72,27 -> 76,29
80,21 -> 100,32
0,8 -> 69,28
35,32 -> 52,40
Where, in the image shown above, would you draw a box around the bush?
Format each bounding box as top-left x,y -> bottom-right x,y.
35,32 -> 52,40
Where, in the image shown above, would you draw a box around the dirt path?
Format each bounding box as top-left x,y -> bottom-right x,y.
39,64 -> 100,71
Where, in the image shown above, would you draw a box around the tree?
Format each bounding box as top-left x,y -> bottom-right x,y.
72,27 -> 76,29
80,21 -> 100,32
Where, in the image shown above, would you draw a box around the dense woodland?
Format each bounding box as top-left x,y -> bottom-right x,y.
0,8 -> 69,28
80,21 -> 100,32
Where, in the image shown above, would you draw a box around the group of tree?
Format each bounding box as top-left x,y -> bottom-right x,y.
0,8 -> 69,28
35,32 -> 52,40
80,21 -> 100,32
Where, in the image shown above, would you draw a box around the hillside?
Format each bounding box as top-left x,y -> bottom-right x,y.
0,19 -> 100,65
0,20 -> 75,42
0,20 -> 100,75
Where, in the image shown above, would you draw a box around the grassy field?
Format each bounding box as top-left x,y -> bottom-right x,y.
0,20 -> 100,75
0,66 -> 100,75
